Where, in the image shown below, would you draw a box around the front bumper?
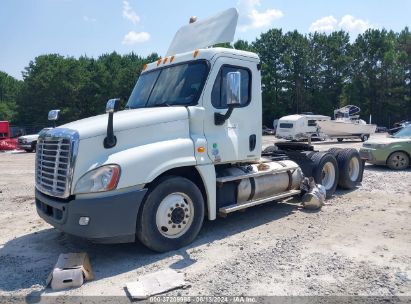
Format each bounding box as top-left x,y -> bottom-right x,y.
35,187 -> 148,243
359,148 -> 387,165
17,143 -> 32,149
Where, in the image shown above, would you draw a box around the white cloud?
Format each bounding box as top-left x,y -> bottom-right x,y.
122,0 -> 140,24
122,31 -> 150,45
238,0 -> 283,32
309,16 -> 337,32
309,14 -> 372,35
339,15 -> 370,33
83,15 -> 96,22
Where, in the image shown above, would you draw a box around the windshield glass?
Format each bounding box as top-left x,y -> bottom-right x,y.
126,61 -> 208,108
393,126 -> 411,138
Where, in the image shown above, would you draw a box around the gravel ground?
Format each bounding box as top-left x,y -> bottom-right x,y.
0,133 -> 410,301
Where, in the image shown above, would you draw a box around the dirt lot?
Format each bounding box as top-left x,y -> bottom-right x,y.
0,133 -> 410,301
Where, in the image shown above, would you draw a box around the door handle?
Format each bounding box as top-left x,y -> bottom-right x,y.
249,134 -> 256,151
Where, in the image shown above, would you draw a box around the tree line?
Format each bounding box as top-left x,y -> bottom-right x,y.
0,27 -> 410,128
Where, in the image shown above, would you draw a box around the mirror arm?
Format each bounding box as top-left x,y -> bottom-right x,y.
214,104 -> 235,125
104,112 -> 117,149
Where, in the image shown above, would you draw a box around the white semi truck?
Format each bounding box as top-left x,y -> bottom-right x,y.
35,8 -> 364,252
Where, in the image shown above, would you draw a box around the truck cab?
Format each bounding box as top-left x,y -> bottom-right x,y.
35,46 -> 270,250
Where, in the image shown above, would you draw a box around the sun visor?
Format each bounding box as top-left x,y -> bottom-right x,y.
166,8 -> 238,56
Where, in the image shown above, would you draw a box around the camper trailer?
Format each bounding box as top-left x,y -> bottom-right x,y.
276,114 -> 330,141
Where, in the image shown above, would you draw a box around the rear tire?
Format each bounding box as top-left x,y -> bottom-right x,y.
310,152 -> 339,198
136,176 -> 204,252
337,138 -> 343,142
336,149 -> 363,189
328,148 -> 343,157
387,152 -> 409,170
24,149 -> 33,153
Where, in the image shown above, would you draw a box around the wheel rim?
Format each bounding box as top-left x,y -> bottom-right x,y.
389,153 -> 408,169
321,162 -> 336,190
348,157 -> 360,181
156,192 -> 194,239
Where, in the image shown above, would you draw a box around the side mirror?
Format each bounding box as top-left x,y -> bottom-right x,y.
214,72 -> 241,125
106,98 -> 120,113
48,109 -> 60,121
104,98 -> 120,149
226,71 -> 241,106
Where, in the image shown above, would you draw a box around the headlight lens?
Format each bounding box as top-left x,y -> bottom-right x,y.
74,165 -> 120,194
373,144 -> 389,149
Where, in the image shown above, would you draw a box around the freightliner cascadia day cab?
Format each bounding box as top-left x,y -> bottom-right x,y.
35,8 -> 364,252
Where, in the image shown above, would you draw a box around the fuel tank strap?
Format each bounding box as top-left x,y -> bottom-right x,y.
277,161 -> 293,191
248,177 -> 256,201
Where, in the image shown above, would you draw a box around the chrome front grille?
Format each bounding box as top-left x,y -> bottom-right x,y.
35,128 -> 79,198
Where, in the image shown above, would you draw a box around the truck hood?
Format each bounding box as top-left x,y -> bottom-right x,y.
366,137 -> 411,145
19,134 -> 39,141
60,107 -> 189,139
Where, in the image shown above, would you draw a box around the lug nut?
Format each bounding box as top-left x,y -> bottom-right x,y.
185,208 -> 188,211
168,213 -> 171,217
170,207 -> 173,211
185,215 -> 189,218
176,204 -> 179,207
168,221 -> 172,224
178,225 -> 181,228
183,221 -> 186,224
172,225 -> 176,228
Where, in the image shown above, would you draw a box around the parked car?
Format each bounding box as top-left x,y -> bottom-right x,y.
262,125 -> 275,135
388,121 -> 410,135
376,126 -> 388,133
17,128 -> 52,152
360,125 -> 411,170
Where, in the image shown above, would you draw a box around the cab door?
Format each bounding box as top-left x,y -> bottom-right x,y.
202,56 -> 261,164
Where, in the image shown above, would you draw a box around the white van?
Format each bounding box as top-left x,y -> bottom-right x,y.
276,114 -> 330,141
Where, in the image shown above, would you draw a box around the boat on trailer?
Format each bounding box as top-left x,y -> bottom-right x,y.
317,105 -> 377,142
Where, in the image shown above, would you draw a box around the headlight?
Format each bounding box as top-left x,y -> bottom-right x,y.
74,165 -> 120,194
373,144 -> 389,149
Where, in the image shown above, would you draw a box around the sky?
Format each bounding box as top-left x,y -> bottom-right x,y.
1,0 -> 410,80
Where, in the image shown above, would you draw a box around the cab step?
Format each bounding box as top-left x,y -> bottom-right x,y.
218,189 -> 301,215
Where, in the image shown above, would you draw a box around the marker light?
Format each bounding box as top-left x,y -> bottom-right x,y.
163,57 -> 168,64
197,146 -> 205,153
193,49 -> 199,58
170,56 -> 175,63
143,64 -> 148,71
157,59 -> 162,66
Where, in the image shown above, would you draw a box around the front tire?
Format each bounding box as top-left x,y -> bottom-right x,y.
136,176 -> 204,252
360,134 -> 369,142
31,141 -> 37,152
387,152 -> 409,170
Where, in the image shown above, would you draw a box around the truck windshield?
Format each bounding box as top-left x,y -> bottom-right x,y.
126,61 -> 208,108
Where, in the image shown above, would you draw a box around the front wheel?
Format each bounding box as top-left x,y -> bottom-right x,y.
360,134 -> 369,142
387,152 -> 409,170
137,176 -> 204,252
